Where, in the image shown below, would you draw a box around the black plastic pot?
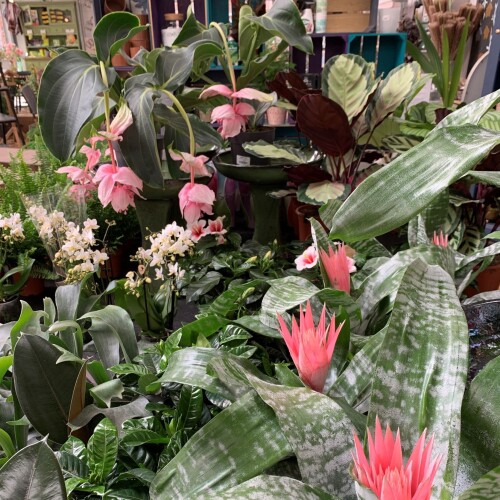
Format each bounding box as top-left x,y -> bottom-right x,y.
0,295 -> 21,324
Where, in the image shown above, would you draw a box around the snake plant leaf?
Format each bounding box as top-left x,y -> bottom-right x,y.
121,74 -> 163,187
321,54 -> 378,123
93,11 -> 147,63
0,440 -> 66,498
433,89 -> 500,131
249,376 -> 356,498
465,171 -> 500,186
329,125 -> 500,242
149,391 -> 292,499
367,261 -> 468,498
38,50 -> 112,161
202,474 -> 334,499
88,418 -> 118,484
13,334 -> 80,444
458,465 -> 500,500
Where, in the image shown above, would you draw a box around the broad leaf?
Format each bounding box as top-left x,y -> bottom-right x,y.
367,261 -> 468,497
242,141 -> 318,164
250,376 -> 356,498
322,54 -> 378,122
174,385 -> 203,432
330,125 -> 500,242
465,170 -> 500,187
149,391 -> 292,498
90,379 -> 125,408
88,418 -> 118,484
13,334 -> 80,444
0,440 -> 66,498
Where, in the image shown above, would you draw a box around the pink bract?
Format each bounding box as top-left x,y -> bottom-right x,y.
169,150 -> 210,177
178,183 -> 215,225
276,301 -> 344,393
432,231 -> 448,247
295,245 -> 318,271
319,243 -> 355,294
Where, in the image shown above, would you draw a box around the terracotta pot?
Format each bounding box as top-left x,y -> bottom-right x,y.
476,263 -> 500,292
130,47 -> 141,57
104,0 -> 126,13
136,14 -> 149,25
111,53 -> 128,67
295,204 -> 319,241
0,295 -> 20,323
266,106 -> 287,126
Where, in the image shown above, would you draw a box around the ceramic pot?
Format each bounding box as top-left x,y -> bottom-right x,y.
229,128 -> 276,166
266,106 -> 287,126
0,295 -> 20,324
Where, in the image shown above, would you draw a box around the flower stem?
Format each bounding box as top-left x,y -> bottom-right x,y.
99,61 -> 117,168
210,22 -> 237,93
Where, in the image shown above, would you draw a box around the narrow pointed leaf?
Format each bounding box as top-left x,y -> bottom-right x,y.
330,125 -> 500,242
367,260 -> 468,497
149,391 -> 292,499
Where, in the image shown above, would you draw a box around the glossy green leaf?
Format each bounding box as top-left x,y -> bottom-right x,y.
38,50 -> 111,161
107,488 -> 149,499
48,320 -> 83,358
367,260 -> 468,497
250,376 -> 356,498
81,305 -> 139,370
13,334 -> 80,444
207,279 -> 266,317
174,385 -> 203,432
0,428 -> 15,458
90,379 -> 124,408
465,171 -> 500,187
203,474 -> 333,499
58,451 -> 90,481
88,418 -> 118,484
330,125 -> 500,242
109,363 -> 150,376
121,429 -> 169,446
459,465 -> 500,500
149,391 -> 292,498
93,11 -> 147,62
175,314 -> 230,346
0,355 -> 12,385
322,54 -> 378,122
0,440 -> 66,498
155,44 -> 204,90
242,141 -> 315,164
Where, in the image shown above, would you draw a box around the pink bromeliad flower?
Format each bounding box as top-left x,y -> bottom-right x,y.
352,416 -> 441,500
276,301 -> 344,393
432,231 -> 448,248
94,164 -> 143,213
169,150 -> 211,177
295,245 -> 319,271
179,183 -> 216,225
319,243 -> 356,294
200,84 -> 274,138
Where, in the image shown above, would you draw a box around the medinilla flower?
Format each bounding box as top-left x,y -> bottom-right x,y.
178,183 -> 216,225
319,243 -> 356,294
94,164 -> 143,213
200,84 -> 274,138
95,104 -> 134,142
276,301 -> 344,393
352,416 -> 441,500
432,231 -> 448,247
295,245 -> 319,271
169,150 -> 211,177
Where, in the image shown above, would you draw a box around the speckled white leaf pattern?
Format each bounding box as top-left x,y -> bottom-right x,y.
367,260 -> 468,498
149,391 -> 292,499
200,474 -> 335,500
355,245 -> 456,333
249,376 -> 357,499
457,241 -> 500,270
458,465 -> 500,500
328,328 -> 386,407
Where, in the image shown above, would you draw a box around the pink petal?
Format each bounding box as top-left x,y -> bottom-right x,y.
219,115 -> 246,138
97,174 -> 116,207
94,163 -> 116,183
234,102 -> 256,116
110,185 -> 134,212
113,166 -> 143,190
232,88 -> 274,102
200,84 -> 234,99
211,104 -> 237,122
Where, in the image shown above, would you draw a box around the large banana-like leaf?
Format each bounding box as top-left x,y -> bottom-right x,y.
149,391 -> 293,499
458,465 -> 500,500
321,54 -> 378,123
367,260 -> 468,498
249,376 -> 357,498
38,50 -> 111,161
201,474 -> 334,500
329,125 -> 500,242
0,440 -> 66,498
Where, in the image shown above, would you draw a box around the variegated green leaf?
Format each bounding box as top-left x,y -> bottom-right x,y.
478,110 -> 500,131
457,241 -> 500,270
201,474 -> 333,499
465,170 -> 500,187
352,257 -> 391,290
459,465 -> 500,500
462,290 -> 500,305
407,215 -> 429,247
149,391 -> 292,499
444,204 -> 461,236
330,126 -> 500,242
381,134 -> 422,153
318,199 -> 343,229
249,376 -> 356,499
242,141 -> 317,164
349,239 -> 392,259
367,260 -> 468,498
433,89 -> 500,132
458,225 -> 482,255
321,54 -> 378,122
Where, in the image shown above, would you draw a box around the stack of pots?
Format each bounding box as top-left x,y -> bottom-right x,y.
111,13 -> 150,66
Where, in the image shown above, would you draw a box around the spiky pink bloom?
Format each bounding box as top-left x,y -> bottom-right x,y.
169,150 -> 210,177
200,84 -> 274,138
319,243 -> 356,294
94,164 -> 143,213
178,183 -> 215,225
432,231 -> 448,248
352,416 -> 441,500
295,245 -> 319,271
276,301 -> 344,393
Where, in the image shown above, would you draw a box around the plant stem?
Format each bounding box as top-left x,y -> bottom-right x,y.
210,22 -> 238,92
99,62 -> 117,168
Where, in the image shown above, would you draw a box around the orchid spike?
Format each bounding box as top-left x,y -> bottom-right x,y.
319,243 -> 356,294
432,231 -> 448,248
352,416 -> 441,500
276,301 -> 344,393
295,245 -> 319,271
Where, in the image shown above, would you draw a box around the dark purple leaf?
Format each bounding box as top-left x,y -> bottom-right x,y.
284,164 -> 331,186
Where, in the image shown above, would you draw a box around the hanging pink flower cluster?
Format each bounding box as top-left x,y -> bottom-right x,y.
169,150 -> 226,244
57,105 -> 143,213
200,84 -> 274,139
